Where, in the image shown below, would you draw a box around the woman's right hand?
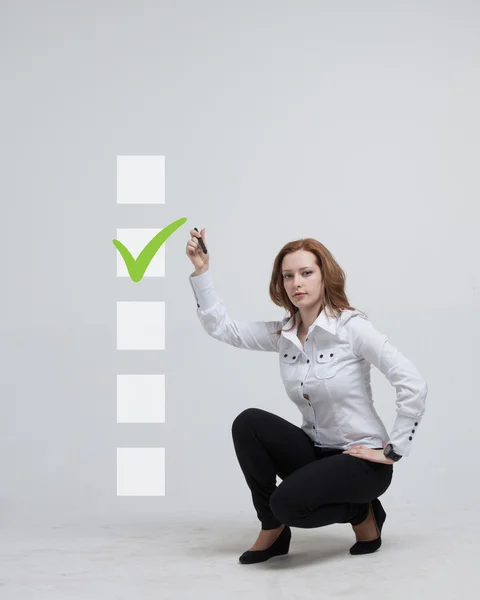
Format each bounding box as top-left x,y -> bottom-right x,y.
186,228 -> 209,273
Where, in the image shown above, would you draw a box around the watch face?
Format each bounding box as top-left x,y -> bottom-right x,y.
384,444 -> 397,460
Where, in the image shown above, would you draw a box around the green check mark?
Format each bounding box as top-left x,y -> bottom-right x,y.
113,217 -> 187,282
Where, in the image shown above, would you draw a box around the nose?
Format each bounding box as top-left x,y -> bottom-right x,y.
293,274 -> 303,287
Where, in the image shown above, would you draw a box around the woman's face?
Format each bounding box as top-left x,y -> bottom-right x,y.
281,250 -> 322,306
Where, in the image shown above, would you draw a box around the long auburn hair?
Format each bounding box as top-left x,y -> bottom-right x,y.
268,238 -> 366,337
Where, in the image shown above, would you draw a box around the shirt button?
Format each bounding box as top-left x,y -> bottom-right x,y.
306,337 -> 308,341
409,436 -> 412,440
411,429 -> 415,433
300,382 -> 303,386
307,359 -> 310,363
415,422 -> 418,426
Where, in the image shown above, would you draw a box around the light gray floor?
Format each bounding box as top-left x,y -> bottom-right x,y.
2,506 -> 478,600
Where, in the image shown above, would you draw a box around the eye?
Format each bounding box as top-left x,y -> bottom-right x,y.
283,270 -> 313,279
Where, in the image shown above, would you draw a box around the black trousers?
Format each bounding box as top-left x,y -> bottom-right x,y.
232,407 -> 394,530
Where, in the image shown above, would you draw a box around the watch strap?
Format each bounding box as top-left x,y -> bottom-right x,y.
384,443 -> 402,461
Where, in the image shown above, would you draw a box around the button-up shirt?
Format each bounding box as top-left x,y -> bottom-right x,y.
189,269 -> 428,457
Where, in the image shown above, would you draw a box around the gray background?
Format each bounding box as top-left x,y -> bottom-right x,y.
2,0 -> 479,532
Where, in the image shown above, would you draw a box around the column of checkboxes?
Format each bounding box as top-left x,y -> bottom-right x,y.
116,155 -> 166,497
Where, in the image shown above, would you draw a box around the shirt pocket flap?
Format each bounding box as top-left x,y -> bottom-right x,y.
316,348 -> 336,363
281,352 -> 301,364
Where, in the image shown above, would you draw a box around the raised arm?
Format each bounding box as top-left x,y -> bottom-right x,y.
189,269 -> 283,352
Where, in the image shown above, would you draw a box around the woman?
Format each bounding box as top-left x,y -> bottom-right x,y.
186,227 -> 428,565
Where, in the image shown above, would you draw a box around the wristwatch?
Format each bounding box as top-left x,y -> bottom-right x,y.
383,443 -> 402,462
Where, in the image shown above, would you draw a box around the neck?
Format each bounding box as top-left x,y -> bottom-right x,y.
298,303 -> 324,332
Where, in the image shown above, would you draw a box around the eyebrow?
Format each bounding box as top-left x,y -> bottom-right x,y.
282,266 -> 313,273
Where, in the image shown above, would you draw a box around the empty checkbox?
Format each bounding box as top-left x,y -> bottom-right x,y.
117,155 -> 165,204
117,374 -> 165,423
117,302 -> 165,350
117,448 -> 165,496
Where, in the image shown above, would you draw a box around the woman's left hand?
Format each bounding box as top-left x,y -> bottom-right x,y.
342,441 -> 394,465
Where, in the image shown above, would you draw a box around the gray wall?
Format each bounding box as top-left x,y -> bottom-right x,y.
1,0 -> 479,528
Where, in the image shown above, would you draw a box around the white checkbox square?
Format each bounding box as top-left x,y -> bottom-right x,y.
116,229 -> 165,278
117,374 -> 165,423
117,302 -> 165,350
117,448 -> 165,496
116,155 -> 165,204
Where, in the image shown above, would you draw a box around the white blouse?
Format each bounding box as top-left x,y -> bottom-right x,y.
189,269 -> 428,458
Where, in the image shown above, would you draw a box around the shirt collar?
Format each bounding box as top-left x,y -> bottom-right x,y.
281,307 -> 338,342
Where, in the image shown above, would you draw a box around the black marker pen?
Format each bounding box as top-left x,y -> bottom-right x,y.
194,227 -> 208,254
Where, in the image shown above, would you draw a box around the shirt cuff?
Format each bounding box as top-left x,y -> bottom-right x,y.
189,270 -> 218,310
388,414 -> 422,457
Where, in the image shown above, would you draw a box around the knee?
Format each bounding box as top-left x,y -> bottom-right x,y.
231,407 -> 263,436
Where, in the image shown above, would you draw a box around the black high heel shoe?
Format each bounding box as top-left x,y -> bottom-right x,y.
239,525 -> 291,564
349,498 -> 386,555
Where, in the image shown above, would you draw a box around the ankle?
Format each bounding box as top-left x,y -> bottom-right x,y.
352,504 -> 378,537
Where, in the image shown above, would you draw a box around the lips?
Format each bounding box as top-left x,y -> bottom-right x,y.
294,293 -> 306,297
